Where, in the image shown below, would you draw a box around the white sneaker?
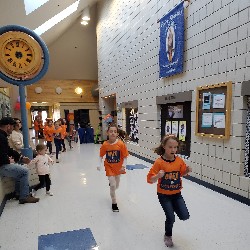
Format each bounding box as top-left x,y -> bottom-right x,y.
46,191 -> 53,196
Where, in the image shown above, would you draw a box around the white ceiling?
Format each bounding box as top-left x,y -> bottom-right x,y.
0,0 -> 100,46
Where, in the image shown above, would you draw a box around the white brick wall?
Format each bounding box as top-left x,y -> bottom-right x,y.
97,0 -> 250,198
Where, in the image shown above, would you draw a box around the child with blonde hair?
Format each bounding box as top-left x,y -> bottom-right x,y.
147,135 -> 192,247
30,144 -> 54,196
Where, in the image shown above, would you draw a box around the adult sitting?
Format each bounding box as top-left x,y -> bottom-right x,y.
8,118 -> 23,153
0,117 -> 39,204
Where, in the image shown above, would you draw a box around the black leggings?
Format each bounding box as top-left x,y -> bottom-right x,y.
34,174 -> 51,191
47,141 -> 52,154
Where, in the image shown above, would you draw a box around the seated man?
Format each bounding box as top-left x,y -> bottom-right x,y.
0,117 -> 39,204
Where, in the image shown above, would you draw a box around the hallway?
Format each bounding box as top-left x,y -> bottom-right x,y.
0,143 -> 249,250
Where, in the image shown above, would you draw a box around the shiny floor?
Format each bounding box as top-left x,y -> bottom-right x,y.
0,141 -> 250,250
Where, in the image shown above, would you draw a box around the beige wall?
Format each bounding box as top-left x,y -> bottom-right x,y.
44,7 -> 98,80
97,0 -> 250,198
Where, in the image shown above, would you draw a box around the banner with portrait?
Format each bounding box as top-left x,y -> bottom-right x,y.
159,2 -> 184,78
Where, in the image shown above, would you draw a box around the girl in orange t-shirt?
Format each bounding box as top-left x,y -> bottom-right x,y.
147,135 -> 192,247
60,118 -> 67,152
97,124 -> 129,212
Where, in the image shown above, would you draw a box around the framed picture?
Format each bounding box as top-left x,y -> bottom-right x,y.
167,105 -> 183,118
195,82 -> 232,139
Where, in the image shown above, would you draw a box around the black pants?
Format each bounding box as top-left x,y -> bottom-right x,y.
47,141 -> 52,154
61,139 -> 66,150
34,174 -> 51,191
54,138 -> 61,159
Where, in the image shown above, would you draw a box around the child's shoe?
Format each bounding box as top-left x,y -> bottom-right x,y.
46,191 -> 53,196
31,189 -> 36,197
164,235 -> 173,247
112,203 -> 119,212
56,159 -> 59,163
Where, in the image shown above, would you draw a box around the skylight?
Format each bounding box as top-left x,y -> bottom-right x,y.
34,0 -> 80,36
24,0 -> 50,15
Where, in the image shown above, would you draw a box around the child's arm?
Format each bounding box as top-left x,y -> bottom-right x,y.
48,156 -> 54,165
150,170 -> 165,183
28,156 -> 39,166
147,160 -> 165,183
183,165 -> 192,176
120,157 -> 127,172
97,157 -> 103,171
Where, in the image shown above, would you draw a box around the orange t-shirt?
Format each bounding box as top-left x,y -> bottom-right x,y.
147,156 -> 187,195
44,125 -> 54,142
53,127 -> 62,140
100,140 -> 129,176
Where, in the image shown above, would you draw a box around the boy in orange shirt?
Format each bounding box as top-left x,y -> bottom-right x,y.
97,123 -> 129,212
147,135 -> 192,247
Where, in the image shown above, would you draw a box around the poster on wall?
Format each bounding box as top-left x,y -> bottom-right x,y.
126,108 -> 139,143
171,121 -> 179,136
202,113 -> 213,128
202,92 -> 211,110
213,113 -> 225,128
179,121 -> 186,141
213,94 -> 225,109
167,105 -> 183,118
159,2 -> 184,78
165,120 -> 172,135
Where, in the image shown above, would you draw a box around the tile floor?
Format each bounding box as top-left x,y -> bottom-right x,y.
0,142 -> 250,250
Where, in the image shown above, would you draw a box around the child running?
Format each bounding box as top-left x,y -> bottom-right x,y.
29,144 -> 54,196
97,123 -> 129,212
147,135 -> 192,247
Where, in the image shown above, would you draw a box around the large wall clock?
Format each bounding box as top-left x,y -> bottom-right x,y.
0,25 -> 49,86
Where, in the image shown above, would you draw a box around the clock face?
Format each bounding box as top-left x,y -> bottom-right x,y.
0,31 -> 43,79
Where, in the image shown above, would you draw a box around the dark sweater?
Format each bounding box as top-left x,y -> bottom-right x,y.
0,129 -> 21,167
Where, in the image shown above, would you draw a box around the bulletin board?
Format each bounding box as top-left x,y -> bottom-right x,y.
195,82 -> 232,139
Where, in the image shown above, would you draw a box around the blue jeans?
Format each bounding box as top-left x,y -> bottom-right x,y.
158,192 -> 190,236
0,164 -> 30,200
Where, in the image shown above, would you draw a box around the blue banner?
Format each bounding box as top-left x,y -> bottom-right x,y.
159,2 -> 184,78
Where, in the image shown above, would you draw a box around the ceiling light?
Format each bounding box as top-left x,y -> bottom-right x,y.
81,7 -> 90,21
81,20 -> 88,25
75,87 -> 83,95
